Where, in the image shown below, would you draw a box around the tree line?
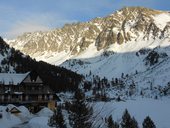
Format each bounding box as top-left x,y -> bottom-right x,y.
0,37 -> 83,92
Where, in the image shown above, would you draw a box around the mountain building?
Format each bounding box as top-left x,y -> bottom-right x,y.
0,71 -> 56,112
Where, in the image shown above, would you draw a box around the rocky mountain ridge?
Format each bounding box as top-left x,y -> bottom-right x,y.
7,7 -> 170,64
3,7 -> 170,128
6,7 -> 170,88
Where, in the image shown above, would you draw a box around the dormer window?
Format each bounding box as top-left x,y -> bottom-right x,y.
30,71 -> 38,82
32,87 -> 35,90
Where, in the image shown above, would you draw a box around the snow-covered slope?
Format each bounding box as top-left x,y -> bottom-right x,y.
0,105 -> 53,128
4,7 -> 170,128
6,7 -> 169,62
62,39 -> 170,88
6,7 -> 170,88
92,98 -> 170,128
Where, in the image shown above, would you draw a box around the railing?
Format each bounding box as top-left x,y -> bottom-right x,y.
0,98 -> 54,104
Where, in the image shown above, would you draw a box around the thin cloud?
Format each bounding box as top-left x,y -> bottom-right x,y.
5,21 -> 49,39
1,0 -> 170,39
4,12 -> 76,39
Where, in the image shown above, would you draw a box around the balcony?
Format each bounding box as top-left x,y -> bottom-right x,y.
0,96 -> 55,104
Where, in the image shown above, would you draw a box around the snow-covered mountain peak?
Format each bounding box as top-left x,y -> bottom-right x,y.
5,7 -> 170,83
3,7 -> 170,128
7,7 -> 169,57
152,13 -> 170,30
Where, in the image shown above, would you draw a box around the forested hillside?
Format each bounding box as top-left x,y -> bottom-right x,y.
0,37 -> 83,92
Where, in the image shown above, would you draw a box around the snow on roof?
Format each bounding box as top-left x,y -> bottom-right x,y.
0,72 -> 30,85
37,107 -> 53,117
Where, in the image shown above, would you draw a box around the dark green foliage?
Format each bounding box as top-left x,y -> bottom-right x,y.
0,37 -> 9,56
0,37 -> 83,92
48,112 -> 56,127
131,117 -> 139,128
107,115 -> 119,128
56,107 -> 66,128
69,89 -> 93,128
145,51 -> 159,66
138,48 -> 151,55
108,115 -> 114,128
143,116 -> 156,128
102,51 -> 115,57
48,107 -> 66,128
121,109 -> 131,128
74,88 -> 85,100
121,73 -> 124,78
83,81 -> 92,91
121,109 -> 138,128
116,96 -> 121,102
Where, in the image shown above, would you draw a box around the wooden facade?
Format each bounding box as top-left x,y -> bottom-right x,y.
0,71 -> 56,110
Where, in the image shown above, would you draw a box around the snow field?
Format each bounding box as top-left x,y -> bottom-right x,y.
92,98 -> 170,128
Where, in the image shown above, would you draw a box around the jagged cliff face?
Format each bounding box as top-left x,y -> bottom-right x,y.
7,7 -> 170,63
8,18 -> 103,56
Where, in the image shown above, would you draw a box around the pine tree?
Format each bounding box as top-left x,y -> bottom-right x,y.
48,112 -> 56,127
108,115 -> 114,128
121,73 -> 124,79
131,117 -> 139,128
143,116 -> 156,128
70,89 -> 93,128
56,107 -> 66,128
48,107 -> 66,128
121,109 -> 138,128
107,115 -> 119,128
121,109 -> 131,128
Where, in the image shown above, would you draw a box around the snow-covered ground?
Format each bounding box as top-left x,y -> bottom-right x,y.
152,13 -> 170,30
3,8 -> 170,128
61,38 -> 170,78
0,105 -> 21,128
0,98 -> 170,128
92,97 -> 170,128
0,105 -> 53,128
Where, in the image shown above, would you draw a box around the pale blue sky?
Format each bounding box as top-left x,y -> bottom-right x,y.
0,0 -> 170,39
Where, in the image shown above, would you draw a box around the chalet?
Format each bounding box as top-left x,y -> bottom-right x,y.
0,71 -> 56,111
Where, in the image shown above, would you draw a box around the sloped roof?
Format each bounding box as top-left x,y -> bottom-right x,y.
0,72 -> 30,85
10,107 -> 21,113
6,105 -> 21,113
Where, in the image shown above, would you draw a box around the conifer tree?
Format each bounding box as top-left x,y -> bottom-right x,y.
107,115 -> 119,128
108,115 -> 114,128
142,116 -> 156,128
121,109 -> 131,128
131,117 -> 139,128
48,107 -> 66,128
70,89 -> 93,128
121,109 -> 138,128
56,107 -> 66,128
48,111 -> 56,127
